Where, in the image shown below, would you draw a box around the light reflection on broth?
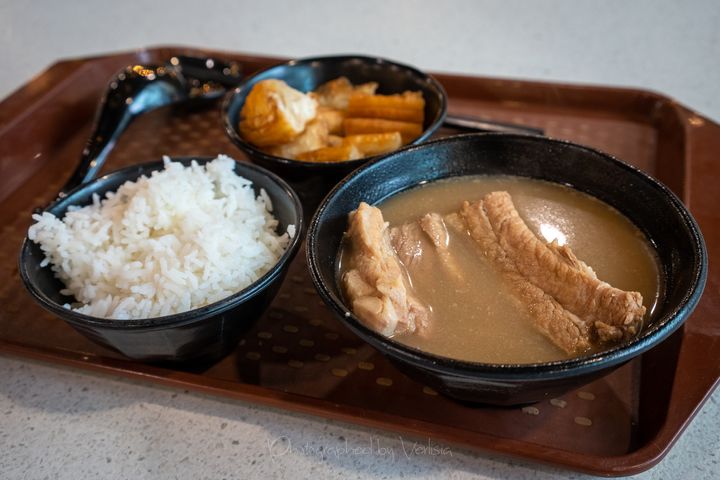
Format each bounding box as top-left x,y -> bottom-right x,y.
341,175 -> 661,364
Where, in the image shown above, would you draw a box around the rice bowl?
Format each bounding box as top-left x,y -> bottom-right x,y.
28,155 -> 296,320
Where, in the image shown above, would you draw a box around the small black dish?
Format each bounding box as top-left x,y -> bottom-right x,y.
222,55 -> 447,211
307,133 -> 707,405
19,157 -> 303,363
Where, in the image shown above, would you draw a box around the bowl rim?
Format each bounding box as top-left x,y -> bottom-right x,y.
221,53 -> 448,170
307,132 -> 708,379
19,156 -> 304,330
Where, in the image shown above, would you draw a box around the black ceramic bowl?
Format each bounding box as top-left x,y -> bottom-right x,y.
222,55 -> 447,209
19,157 -> 303,363
307,133 -> 707,405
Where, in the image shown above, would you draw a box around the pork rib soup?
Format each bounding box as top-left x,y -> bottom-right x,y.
338,176 -> 661,364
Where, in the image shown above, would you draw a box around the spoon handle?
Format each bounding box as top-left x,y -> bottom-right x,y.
58,97 -> 134,198
444,114 -> 544,136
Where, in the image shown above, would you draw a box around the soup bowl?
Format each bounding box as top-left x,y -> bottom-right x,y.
307,133 -> 707,405
222,55 -> 447,211
19,157 -> 303,363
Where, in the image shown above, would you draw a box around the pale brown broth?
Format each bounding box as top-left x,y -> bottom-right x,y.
354,175 -> 660,364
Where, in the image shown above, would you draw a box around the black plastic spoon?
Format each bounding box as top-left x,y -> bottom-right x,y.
56,55 -> 243,200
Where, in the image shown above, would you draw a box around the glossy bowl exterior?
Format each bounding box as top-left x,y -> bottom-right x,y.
307,133 -> 707,405
19,158 -> 303,363
222,55 -> 448,209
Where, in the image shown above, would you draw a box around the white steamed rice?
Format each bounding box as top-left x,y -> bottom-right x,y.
28,155 -> 295,319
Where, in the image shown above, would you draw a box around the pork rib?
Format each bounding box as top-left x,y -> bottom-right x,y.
342,202 -> 429,336
480,191 -> 645,342
457,205 -> 591,354
389,213 -> 463,282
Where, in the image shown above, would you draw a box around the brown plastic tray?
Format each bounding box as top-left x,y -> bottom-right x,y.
1,47 -> 718,477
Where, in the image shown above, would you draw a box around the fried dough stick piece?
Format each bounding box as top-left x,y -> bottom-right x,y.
347,91 -> 425,123
314,77 -> 378,110
342,203 -> 430,337
342,132 -> 402,157
267,119 -> 329,159
349,91 -> 424,108
296,145 -> 363,163
316,106 -> 345,134
239,79 -> 317,146
455,207 -> 591,354
343,118 -> 423,144
481,191 -> 646,342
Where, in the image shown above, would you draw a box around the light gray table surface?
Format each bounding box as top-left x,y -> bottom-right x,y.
1,1 -> 718,479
